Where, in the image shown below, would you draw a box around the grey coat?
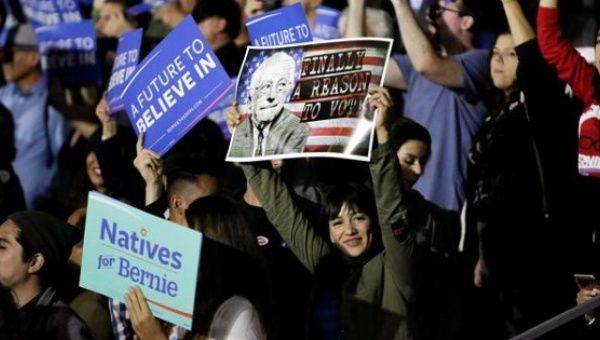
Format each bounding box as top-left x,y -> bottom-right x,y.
229,108 -> 309,157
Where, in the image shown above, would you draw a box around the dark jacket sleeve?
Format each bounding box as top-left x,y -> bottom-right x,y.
515,39 -> 581,181
242,164 -> 331,274
369,142 -> 415,293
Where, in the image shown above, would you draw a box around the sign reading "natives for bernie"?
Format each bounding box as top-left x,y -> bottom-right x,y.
80,192 -> 202,330
121,15 -> 234,156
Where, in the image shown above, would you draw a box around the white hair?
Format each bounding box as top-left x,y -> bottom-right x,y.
249,51 -> 296,94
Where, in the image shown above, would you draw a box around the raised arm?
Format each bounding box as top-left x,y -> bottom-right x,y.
389,0 -> 464,88
501,0 -> 534,45
226,105 -> 331,274
342,0 -> 367,38
242,163 -> 331,274
537,0 -> 597,105
369,88 -> 414,289
539,0 -> 557,8
132,133 -> 163,206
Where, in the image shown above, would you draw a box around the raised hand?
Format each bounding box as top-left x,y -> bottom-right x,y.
124,286 -> 167,340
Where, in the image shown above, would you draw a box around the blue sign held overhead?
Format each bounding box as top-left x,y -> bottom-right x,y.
107,28 -> 143,114
19,0 -> 82,28
245,2 -> 313,47
35,20 -> 102,87
313,5 -> 341,41
80,191 -> 202,330
121,15 -> 234,156
126,0 -> 175,16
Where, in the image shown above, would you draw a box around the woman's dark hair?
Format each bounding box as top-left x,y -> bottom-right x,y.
322,182 -> 382,258
185,195 -> 272,337
388,117 -> 432,155
323,182 -> 377,222
186,195 -> 260,258
14,227 -> 54,288
481,30 -> 520,116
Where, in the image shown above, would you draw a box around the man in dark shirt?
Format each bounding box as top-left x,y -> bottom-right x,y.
0,211 -> 92,339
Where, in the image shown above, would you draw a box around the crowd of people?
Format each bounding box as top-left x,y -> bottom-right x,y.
1,0 -> 600,339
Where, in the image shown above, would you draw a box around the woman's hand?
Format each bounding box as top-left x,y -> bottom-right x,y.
125,286 -> 167,340
226,104 -> 243,135
133,133 -> 163,185
369,86 -> 393,144
95,95 -> 118,140
577,286 -> 600,323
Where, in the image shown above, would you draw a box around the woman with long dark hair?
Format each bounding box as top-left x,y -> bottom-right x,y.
124,194 -> 270,340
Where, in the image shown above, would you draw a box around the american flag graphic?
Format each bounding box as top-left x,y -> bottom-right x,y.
236,39 -> 392,161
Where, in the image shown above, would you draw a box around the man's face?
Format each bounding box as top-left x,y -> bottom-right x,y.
251,64 -> 292,123
95,2 -> 130,38
429,0 -> 466,45
1,49 -> 38,83
0,220 -> 30,289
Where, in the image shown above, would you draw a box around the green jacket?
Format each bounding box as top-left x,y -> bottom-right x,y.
242,143 -> 415,340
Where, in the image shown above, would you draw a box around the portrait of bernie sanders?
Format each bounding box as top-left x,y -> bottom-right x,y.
229,51 -> 309,158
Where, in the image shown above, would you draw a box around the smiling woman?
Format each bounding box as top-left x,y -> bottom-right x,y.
238,87 -> 428,339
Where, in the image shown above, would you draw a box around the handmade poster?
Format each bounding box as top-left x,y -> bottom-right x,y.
126,0 -> 175,16
35,20 -> 102,87
80,191 -> 202,330
107,28 -> 143,114
19,0 -> 82,28
121,15 -> 234,155
313,5 -> 341,41
245,3 -> 312,47
226,38 -> 393,162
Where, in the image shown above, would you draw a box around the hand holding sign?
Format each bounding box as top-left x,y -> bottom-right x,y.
225,103 -> 242,135
125,286 -> 168,340
96,95 -> 118,140
134,133 -> 163,182
370,86 -> 392,144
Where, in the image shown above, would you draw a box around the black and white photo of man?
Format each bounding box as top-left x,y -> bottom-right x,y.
229,51 -> 309,158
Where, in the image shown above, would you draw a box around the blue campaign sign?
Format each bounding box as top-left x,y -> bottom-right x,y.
313,5 -> 341,41
80,191 -> 202,330
36,20 -> 102,87
121,15 -> 234,155
107,28 -> 143,114
245,3 -> 312,47
126,0 -> 174,16
19,0 -> 82,28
